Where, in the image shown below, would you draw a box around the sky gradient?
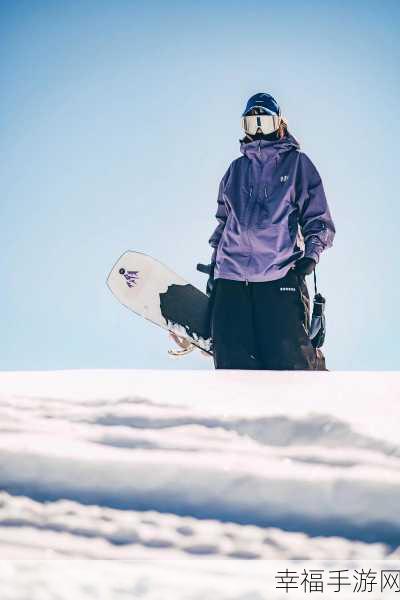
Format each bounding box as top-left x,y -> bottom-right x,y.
1,0 -> 399,371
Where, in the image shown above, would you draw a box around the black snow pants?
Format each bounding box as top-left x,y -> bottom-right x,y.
210,268 -> 327,371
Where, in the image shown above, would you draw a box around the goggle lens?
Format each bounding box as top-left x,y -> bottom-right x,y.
241,115 -> 281,135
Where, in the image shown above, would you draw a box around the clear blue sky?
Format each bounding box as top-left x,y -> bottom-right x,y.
1,0 -> 399,371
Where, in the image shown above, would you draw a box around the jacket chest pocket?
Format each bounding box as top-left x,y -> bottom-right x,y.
225,182 -> 252,223
254,191 -> 271,229
254,184 -> 295,229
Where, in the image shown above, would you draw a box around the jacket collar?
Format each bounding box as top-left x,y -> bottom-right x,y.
239,132 -> 300,162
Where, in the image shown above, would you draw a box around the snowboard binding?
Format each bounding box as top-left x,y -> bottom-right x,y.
168,331 -> 211,359
168,332 -> 196,357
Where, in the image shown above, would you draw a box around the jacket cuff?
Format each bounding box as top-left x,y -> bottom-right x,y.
304,241 -> 321,264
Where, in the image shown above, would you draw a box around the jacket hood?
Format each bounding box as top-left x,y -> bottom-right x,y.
239,131 -> 300,162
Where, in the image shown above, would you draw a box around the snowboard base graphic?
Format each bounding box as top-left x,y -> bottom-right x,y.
107,251 -> 213,355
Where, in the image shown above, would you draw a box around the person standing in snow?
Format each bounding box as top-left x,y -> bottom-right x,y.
205,92 -> 335,370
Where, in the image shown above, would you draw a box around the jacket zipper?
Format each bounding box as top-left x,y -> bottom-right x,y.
244,144 -> 271,285
244,185 -> 255,285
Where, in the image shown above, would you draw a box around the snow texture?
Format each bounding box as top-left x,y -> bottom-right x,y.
0,369 -> 399,598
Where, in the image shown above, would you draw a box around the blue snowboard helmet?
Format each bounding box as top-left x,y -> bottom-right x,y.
242,92 -> 281,117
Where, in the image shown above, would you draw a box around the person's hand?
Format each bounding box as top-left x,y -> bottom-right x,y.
294,257 -> 316,276
206,267 -> 215,297
196,262 -> 215,297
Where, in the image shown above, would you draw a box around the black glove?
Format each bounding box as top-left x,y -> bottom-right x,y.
206,265 -> 215,297
196,262 -> 215,298
294,257 -> 316,276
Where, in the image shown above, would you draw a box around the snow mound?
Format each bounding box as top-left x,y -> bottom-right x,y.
0,368 -> 399,566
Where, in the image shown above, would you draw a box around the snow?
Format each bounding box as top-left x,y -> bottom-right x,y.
0,369 -> 399,598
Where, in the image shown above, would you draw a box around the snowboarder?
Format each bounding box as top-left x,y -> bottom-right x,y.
204,92 -> 336,370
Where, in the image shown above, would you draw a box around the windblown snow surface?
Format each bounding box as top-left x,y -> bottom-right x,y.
0,369 -> 399,599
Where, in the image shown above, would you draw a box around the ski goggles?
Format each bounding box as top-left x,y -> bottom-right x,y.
241,114 -> 281,135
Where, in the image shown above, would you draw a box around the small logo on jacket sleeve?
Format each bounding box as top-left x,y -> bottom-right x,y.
280,175 -> 289,183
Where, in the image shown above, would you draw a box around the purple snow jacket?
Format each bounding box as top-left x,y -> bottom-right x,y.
209,132 -> 336,282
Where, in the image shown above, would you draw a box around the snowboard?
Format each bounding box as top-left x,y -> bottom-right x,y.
106,251 -> 213,355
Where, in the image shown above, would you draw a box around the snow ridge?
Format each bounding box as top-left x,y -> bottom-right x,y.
0,369 -> 399,562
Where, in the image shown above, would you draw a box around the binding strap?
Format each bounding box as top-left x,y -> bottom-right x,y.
313,266 -> 318,295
